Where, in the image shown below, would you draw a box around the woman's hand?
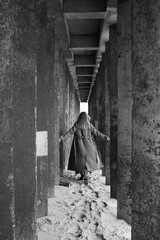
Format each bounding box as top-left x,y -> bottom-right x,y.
105,135 -> 110,141
59,135 -> 64,142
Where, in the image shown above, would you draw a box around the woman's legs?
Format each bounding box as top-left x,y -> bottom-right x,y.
79,167 -> 88,184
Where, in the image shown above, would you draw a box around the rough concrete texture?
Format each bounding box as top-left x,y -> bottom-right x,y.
59,50 -> 67,176
132,0 -> 160,239
37,156 -> 48,217
11,0 -> 37,239
69,76 -> 80,127
37,0 -> 48,218
97,57 -> 109,179
109,24 -> 118,199
88,64 -> 107,174
102,48 -> 111,185
47,20 -> 60,197
89,65 -> 101,129
61,74 -> 80,169
0,144 -> 15,240
52,37 -> 60,186
117,0 -> 132,225
0,1 -> 15,239
63,68 -> 71,168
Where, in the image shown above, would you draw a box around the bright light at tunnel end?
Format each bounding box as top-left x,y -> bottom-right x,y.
80,102 -> 88,114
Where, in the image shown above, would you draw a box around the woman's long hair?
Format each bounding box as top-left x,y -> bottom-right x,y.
75,112 -> 91,129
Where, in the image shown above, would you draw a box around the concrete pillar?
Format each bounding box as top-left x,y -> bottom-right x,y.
48,20 -> 60,197
65,66 -> 70,131
37,0 -> 48,217
109,24 -> 118,199
102,47 -> 110,184
89,76 -> 97,127
59,49 -> 66,176
96,74 -> 101,129
69,77 -> 77,126
101,56 -> 106,177
132,0 -> 160,239
0,2 -> 15,239
98,59 -> 107,177
117,0 -> 132,224
12,1 -> 37,239
63,67 -> 71,169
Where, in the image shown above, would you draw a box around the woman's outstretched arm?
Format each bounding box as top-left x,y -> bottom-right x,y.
60,125 -> 77,142
91,124 -> 110,141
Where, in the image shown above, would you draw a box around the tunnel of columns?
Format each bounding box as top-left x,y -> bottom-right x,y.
1,0 -> 160,239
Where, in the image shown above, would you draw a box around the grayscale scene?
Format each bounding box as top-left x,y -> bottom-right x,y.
1,0 -> 159,240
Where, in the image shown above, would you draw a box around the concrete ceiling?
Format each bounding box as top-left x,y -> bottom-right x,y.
48,0 -> 117,102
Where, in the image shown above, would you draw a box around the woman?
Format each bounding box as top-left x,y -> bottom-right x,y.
60,112 -> 110,184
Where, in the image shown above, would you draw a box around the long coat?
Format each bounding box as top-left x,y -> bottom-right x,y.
62,123 -> 107,173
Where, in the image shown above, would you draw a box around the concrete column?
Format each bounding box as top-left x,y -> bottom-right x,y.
74,88 -> 80,119
12,1 -> 37,239
96,74 -> 101,129
102,46 -> 110,184
98,59 -> 106,176
68,75 -> 80,126
117,0 -> 132,224
69,77 -> 75,126
132,0 -> 160,239
101,56 -> 106,177
109,24 -> 118,199
48,20 -> 60,197
63,67 -> 70,169
65,66 -> 70,131
59,49 -> 66,176
0,2 -> 15,239
37,0 -> 48,217
89,74 -> 98,127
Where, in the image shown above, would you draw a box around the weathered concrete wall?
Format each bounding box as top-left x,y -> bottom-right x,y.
59,52 -> 75,176
132,0 -> 160,239
0,1 -> 15,239
101,50 -> 110,184
36,0 -> 49,218
59,49 -> 65,176
69,75 -> 80,126
89,68 -> 101,128
117,0 -> 132,225
47,21 -> 61,196
89,62 -> 106,172
61,72 -> 80,169
0,1 -> 80,238
109,24 -> 118,199
11,1 -> 37,239
96,59 -> 107,176
89,73 -> 99,128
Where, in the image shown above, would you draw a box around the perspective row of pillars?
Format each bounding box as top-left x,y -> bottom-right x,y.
0,1 -> 79,239
89,0 -> 160,239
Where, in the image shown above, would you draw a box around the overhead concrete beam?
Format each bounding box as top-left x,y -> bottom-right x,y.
63,0 -> 107,13
77,76 -> 92,83
78,83 -> 91,86
79,89 -> 90,91
63,12 -> 106,19
70,35 -> 99,50
76,67 -> 94,76
74,55 -> 96,66
78,84 -> 91,88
